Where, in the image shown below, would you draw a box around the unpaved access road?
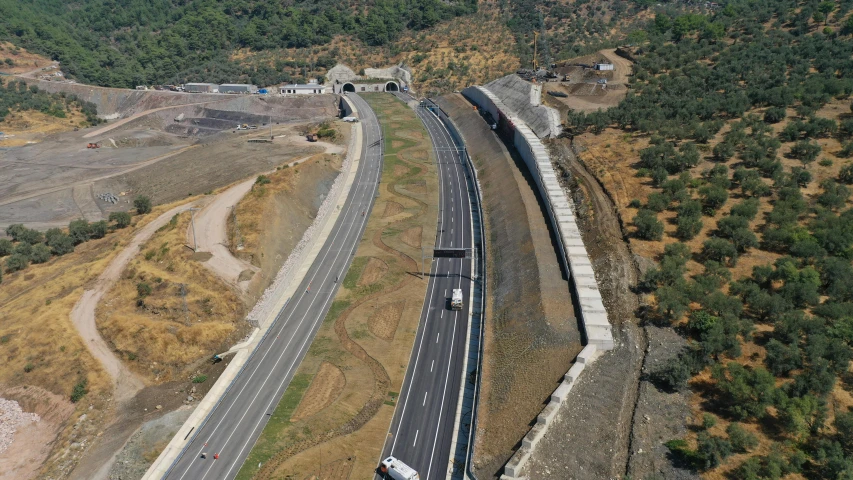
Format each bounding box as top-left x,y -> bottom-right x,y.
188,178 -> 259,292
70,202 -> 198,403
188,138 -> 347,292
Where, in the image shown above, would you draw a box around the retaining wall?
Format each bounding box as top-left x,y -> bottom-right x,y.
462,85 -> 613,479
462,86 -> 613,351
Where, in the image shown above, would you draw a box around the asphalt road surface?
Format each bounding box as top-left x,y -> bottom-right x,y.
379,96 -> 473,479
163,93 -> 383,480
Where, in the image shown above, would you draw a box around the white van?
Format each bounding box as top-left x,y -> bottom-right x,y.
379,456 -> 420,480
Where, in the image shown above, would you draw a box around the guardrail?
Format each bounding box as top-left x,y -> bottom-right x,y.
421,98 -> 487,480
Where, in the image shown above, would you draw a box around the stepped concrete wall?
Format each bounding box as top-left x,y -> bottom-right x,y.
462,84 -> 613,478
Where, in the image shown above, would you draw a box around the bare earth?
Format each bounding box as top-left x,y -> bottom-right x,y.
188,178 -> 260,293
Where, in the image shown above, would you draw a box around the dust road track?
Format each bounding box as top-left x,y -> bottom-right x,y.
70,202 -> 197,403
188,178 -> 259,292
161,93 -> 382,480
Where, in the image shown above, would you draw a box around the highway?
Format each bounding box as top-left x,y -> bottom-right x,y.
379,96 -> 474,479
162,93 -> 383,480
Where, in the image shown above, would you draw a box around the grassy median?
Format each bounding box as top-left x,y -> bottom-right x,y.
237,94 -> 439,480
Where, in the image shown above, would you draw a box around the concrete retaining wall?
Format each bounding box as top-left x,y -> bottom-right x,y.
462,86 -> 613,351
462,84 -> 613,479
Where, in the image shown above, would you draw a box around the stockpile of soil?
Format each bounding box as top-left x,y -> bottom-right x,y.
437,93 -> 580,478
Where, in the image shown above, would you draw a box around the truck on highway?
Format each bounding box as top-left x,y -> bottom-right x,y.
451,288 -> 463,310
379,456 -> 420,480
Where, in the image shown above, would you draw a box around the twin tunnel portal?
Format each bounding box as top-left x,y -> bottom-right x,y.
341,81 -> 400,93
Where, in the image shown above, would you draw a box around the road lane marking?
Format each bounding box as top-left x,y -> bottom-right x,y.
427,312 -> 458,479
436,332 -> 440,343
431,360 -> 434,372
423,391 -> 428,406
184,95 -> 383,480
413,430 -> 419,447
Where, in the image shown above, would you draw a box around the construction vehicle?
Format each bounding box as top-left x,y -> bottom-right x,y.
235,124 -> 249,130
451,288 -> 463,310
87,143 -> 100,149
379,457 -> 420,480
306,133 -> 318,142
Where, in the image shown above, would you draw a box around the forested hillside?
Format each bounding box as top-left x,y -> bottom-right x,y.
570,0 -> 853,477
0,0 -> 476,88
0,79 -> 100,125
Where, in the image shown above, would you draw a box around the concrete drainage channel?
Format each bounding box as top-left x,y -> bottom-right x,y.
460,86 -> 614,480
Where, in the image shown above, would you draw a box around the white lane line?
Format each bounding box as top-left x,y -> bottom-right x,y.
436,332 -> 440,343
178,96 -> 379,480
426,312 -> 458,479
413,429 -> 419,447
209,95 -> 384,480
431,360 -> 434,372
423,391 -> 428,406
440,310 -> 444,318
388,107 -> 449,455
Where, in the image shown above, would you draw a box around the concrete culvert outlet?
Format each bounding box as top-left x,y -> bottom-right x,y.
342,83 -> 356,93
384,81 -> 399,92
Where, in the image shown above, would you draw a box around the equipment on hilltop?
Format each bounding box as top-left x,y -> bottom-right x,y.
87,143 -> 100,149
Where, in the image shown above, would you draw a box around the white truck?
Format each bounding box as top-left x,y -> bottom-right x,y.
451,288 -> 463,311
379,456 -> 420,480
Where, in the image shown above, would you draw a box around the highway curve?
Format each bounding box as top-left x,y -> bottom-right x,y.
161,93 -> 383,480
378,96 -> 474,479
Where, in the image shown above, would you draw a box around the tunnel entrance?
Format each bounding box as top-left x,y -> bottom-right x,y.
384,81 -> 400,92
342,83 -> 355,93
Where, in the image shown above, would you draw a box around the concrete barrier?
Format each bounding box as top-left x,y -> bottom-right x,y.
461,85 -> 613,351
461,85 -> 615,479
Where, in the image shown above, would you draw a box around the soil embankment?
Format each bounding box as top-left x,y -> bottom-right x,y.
437,93 -> 580,478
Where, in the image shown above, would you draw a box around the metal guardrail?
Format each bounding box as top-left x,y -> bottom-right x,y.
422,98 -> 487,480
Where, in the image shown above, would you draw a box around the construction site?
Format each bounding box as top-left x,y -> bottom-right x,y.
0,43 -> 681,480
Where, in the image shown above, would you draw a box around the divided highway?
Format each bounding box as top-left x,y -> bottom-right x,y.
379,97 -> 474,479
162,93 -> 383,480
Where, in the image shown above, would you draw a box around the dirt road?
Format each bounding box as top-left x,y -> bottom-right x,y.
189,178 -> 259,292
600,48 -> 633,85
70,202 -> 197,403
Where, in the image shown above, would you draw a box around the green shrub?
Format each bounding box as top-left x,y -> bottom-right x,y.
0,238 -> 12,256
109,211 -> 132,228
137,282 -> 152,298
633,209 -> 664,240
255,175 -> 271,186
70,378 -> 88,403
192,374 -> 208,383
23,362 -> 34,373
726,422 -> 759,452
5,253 -> 29,272
134,195 -> 152,214
48,233 -> 75,256
30,243 -> 51,264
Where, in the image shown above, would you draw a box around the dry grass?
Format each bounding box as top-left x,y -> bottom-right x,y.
97,209 -> 249,383
236,93 -> 439,480
0,109 -> 89,146
290,362 -> 346,423
0,41 -> 53,74
0,199 -> 201,477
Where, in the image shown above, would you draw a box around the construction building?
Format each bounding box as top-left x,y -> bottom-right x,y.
219,83 -> 258,94
279,82 -> 329,95
184,83 -> 219,93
